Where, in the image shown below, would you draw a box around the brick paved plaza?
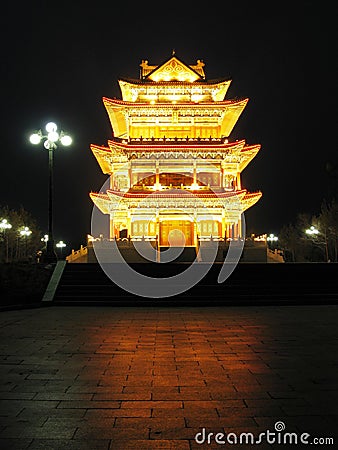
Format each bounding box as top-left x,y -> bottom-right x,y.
0,305 -> 337,449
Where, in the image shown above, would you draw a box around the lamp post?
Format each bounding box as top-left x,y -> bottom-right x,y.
305,226 -> 329,262
305,225 -> 319,236
267,233 -> 278,249
29,122 -> 72,263
41,234 -> 49,244
56,240 -> 66,259
0,219 -> 12,262
19,226 -> 32,259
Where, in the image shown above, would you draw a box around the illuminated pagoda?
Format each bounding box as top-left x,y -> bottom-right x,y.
90,54 -> 262,255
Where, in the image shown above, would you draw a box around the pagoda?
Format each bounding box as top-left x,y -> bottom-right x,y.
90,54 -> 262,255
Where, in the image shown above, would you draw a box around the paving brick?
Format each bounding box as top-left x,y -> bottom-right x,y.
185,416 -> 256,428
93,392 -> 152,401
28,439 -> 110,449
85,408 -> 151,418
67,384 -> 124,394
0,438 -> 33,449
109,439 -> 190,449
121,400 -> 183,409
0,392 -> 36,400
152,392 -> 183,401
217,405 -> 284,417
34,392 -> 93,401
115,417 -> 185,430
0,305 -> 337,447
17,408 -> 86,419
0,415 -> 47,427
74,426 -> 149,439
0,425 -> 76,439
149,427 -> 201,440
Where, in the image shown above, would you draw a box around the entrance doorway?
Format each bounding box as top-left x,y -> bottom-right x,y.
159,220 -> 194,246
119,229 -> 128,239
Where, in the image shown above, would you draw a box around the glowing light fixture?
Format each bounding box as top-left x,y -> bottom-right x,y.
56,240 -> 67,259
190,183 -> 200,190
48,131 -> 59,142
29,122 -> 72,263
305,226 -> 319,235
267,233 -> 278,242
46,122 -> 57,133
0,219 -> 12,230
30,122 -> 72,151
153,183 -> 163,191
0,219 -> 12,262
20,226 -> 32,237
29,133 -> 42,144
60,134 -> 72,146
191,94 -> 203,103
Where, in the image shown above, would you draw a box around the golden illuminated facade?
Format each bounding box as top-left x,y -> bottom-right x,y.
90,55 -> 262,248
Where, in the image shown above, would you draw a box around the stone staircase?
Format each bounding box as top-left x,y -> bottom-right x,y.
158,246 -> 197,262
52,262 -> 338,306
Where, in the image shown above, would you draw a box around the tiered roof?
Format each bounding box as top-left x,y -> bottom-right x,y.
139,55 -> 206,81
103,97 -> 248,140
90,189 -> 262,215
91,138 -> 260,174
100,55 -> 248,139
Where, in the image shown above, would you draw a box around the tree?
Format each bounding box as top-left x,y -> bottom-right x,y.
318,199 -> 338,262
325,160 -> 338,201
279,223 -> 298,262
0,205 -> 42,263
279,213 -> 317,262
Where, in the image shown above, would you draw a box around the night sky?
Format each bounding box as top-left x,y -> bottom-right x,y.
2,2 -> 337,251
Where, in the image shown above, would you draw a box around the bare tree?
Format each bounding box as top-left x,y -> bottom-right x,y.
0,205 -> 42,263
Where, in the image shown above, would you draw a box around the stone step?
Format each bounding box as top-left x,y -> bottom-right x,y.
52,262 -> 338,306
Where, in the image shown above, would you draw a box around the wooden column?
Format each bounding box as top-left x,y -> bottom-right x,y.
109,215 -> 114,240
155,160 -> 160,187
220,165 -> 224,188
236,172 -> 241,190
128,162 -> 132,188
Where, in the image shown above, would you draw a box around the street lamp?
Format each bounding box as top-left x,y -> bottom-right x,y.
305,225 -> 319,235
267,233 -> 278,242
0,219 -> 12,231
56,240 -> 66,259
305,226 -> 329,262
19,226 -> 32,259
20,226 -> 32,238
0,219 -> 12,262
267,233 -> 278,249
29,122 -> 72,263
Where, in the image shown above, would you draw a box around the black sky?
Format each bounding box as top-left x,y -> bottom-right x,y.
1,2 -> 337,250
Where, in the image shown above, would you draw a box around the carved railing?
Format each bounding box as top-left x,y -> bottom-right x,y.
66,245 -> 88,263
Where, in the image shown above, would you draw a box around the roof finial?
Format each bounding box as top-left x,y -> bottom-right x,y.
172,49 -> 175,56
